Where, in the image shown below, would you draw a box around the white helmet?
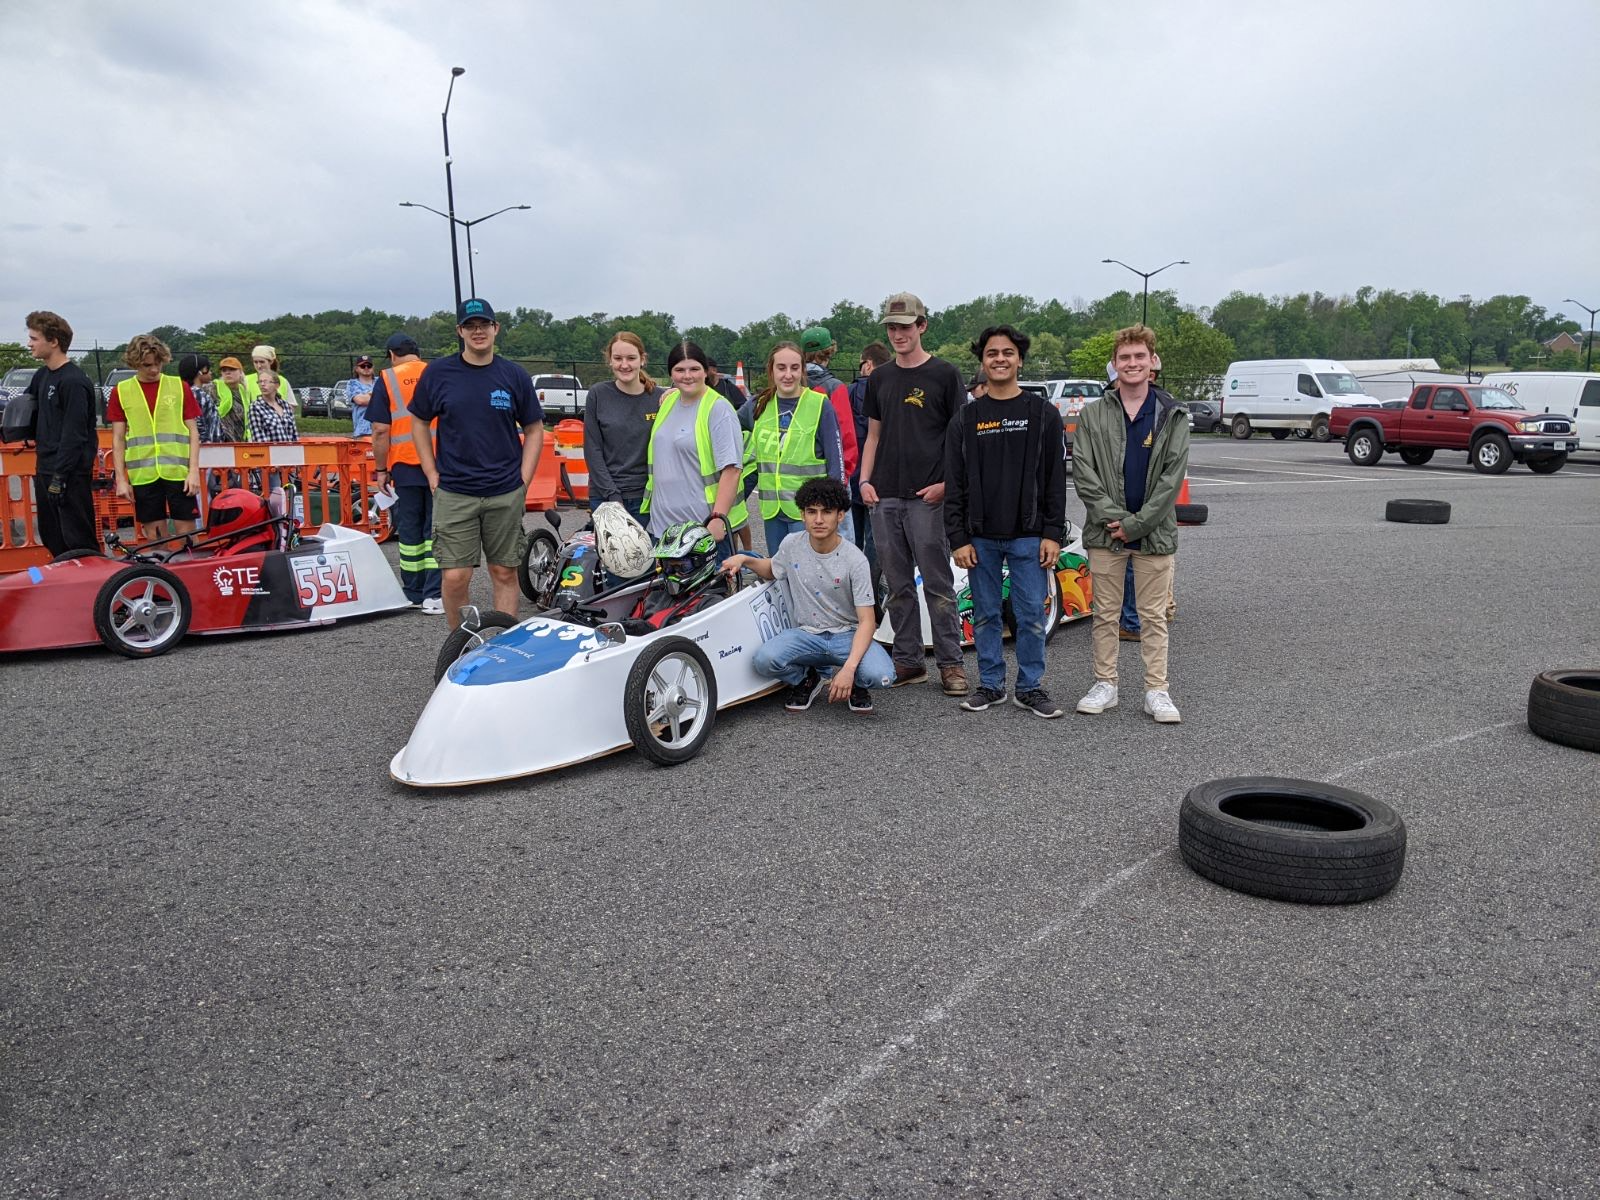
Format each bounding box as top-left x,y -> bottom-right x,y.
592,501 -> 654,579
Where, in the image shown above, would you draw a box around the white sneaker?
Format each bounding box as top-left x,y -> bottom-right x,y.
1076,681 -> 1119,714
1144,689 -> 1181,723
420,597 -> 446,615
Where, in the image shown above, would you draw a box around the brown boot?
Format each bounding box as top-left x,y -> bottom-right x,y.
893,663 -> 929,687
940,665 -> 969,696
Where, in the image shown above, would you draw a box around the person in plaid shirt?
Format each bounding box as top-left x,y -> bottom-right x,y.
247,371 -> 298,443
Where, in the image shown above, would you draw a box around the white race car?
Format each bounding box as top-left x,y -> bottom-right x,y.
876,519 -> 1095,648
390,573 -> 793,788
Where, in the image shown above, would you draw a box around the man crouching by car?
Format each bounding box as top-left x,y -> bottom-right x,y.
722,477 -> 896,715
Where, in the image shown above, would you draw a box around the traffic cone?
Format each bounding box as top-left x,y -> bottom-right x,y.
734,360 -> 747,393
1177,476 -> 1191,506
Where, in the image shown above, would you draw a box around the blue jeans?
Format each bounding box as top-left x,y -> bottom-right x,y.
752,628 -> 897,688
967,536 -> 1048,693
1121,558 -> 1140,633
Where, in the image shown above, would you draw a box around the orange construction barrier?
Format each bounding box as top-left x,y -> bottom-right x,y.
552,419 -> 588,505
0,432 -> 392,574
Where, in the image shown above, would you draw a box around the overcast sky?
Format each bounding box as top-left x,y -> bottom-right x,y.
5,0 -> 1598,348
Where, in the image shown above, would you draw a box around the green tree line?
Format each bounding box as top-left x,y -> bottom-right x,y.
2,288 -> 1584,394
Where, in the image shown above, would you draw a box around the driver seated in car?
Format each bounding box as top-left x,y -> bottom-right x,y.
621,522 -> 730,634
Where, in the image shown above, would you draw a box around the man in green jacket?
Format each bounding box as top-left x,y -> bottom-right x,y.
1071,325 -> 1190,723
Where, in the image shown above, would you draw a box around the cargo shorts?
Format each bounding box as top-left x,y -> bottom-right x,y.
431,485 -> 526,569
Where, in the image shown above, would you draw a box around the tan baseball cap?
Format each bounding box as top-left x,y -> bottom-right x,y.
219,356 -> 243,370
879,292 -> 927,325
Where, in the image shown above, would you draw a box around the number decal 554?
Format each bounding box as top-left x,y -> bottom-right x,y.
293,552 -> 359,607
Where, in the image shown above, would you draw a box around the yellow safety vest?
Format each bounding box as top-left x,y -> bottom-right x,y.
753,389 -> 828,520
117,376 -> 190,484
642,388 -> 748,528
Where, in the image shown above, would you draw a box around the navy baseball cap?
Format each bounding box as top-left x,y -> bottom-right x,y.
385,332 -> 420,355
457,297 -> 497,324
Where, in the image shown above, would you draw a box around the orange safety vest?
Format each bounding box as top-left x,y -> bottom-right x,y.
380,361 -> 430,466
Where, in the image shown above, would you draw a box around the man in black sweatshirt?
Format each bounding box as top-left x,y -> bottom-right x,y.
24,310 -> 100,555
943,324 -> 1067,718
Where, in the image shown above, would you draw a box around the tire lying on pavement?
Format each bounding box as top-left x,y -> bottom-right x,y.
1527,670 -> 1600,754
1385,498 -> 1451,524
1175,502 -> 1208,525
1179,777 -> 1407,904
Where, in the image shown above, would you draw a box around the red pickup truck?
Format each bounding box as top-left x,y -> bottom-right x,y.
1329,383 -> 1578,474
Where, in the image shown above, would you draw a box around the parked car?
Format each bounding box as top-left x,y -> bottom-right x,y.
1180,399 -> 1224,434
299,386 -> 331,418
532,374 -> 588,419
1330,384 -> 1578,474
0,366 -> 38,417
1221,358 -> 1381,441
1027,378 -> 1105,458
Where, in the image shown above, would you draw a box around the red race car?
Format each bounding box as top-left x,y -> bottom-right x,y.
1,489 -> 411,657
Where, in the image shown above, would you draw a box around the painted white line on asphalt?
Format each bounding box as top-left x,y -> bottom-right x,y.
1325,721 -> 1519,783
1207,462 -> 1368,480
735,851 -> 1162,1199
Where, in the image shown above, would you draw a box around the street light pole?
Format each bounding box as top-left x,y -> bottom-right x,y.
1563,298 -> 1598,372
1101,258 -> 1190,325
399,202 -> 531,299
442,66 -> 466,342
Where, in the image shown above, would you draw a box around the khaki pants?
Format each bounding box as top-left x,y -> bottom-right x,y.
1088,547 -> 1176,691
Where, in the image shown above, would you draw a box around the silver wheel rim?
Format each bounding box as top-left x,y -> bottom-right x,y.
1479,441 -> 1502,467
1354,434 -> 1373,459
642,653 -> 711,749
528,537 -> 557,596
108,577 -> 182,650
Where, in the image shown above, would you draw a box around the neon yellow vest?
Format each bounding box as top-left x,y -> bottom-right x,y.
214,380 -> 250,429
753,388 -> 828,520
117,376 -> 190,484
641,388 -> 748,528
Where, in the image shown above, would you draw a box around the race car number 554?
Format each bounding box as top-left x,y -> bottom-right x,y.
293,552 -> 359,607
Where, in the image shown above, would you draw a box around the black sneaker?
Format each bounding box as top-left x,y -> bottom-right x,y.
784,669 -> 826,712
1014,689 -> 1065,719
960,686 -> 1007,712
848,686 -> 874,714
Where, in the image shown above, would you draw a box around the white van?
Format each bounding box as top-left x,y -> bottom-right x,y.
1480,372 -> 1600,450
1220,358 -> 1379,441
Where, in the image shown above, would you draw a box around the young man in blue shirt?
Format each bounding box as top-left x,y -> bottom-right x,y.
407,299 -> 544,629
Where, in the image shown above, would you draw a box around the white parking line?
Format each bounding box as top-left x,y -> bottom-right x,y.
1198,462 -> 1375,480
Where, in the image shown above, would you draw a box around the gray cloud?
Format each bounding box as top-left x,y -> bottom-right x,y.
3,0 -> 1597,347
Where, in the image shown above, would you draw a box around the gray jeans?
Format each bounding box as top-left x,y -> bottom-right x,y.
871,496 -> 962,668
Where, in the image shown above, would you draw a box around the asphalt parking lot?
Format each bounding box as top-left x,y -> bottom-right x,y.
5,436 -> 1597,1198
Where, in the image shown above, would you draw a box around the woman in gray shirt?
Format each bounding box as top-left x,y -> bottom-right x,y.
583,331 -> 664,526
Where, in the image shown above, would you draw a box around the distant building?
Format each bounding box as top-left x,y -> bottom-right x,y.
1542,332 -> 1582,354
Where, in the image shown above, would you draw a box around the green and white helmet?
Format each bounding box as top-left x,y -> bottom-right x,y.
653,522 -> 719,596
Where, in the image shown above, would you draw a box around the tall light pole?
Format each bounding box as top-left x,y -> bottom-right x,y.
1101,258 -> 1190,325
442,66 -> 466,336
1563,298 -> 1597,371
399,203 -> 531,297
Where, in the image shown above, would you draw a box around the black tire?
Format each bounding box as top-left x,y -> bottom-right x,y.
1527,669 -> 1600,753
1346,426 -> 1384,466
93,564 -> 191,658
434,609 -> 519,683
1527,454 -> 1567,475
1230,414 -> 1252,440
517,527 -> 562,605
1470,431 -> 1512,474
624,636 -> 718,766
1385,498 -> 1450,524
1179,777 -> 1407,905
1003,566 -> 1062,646
52,548 -> 105,562
1175,502 -> 1209,525
1270,429 -> 1290,441
1311,415 -> 1331,443
1398,448 -> 1434,466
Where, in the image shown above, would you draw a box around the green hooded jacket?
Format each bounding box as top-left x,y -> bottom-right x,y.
1072,385 -> 1191,555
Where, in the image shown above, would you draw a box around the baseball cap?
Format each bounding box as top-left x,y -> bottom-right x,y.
219,356 -> 243,370
355,355 -> 373,367
385,332 -> 420,356
457,297 -> 497,324
879,292 -> 927,325
800,325 -> 833,353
